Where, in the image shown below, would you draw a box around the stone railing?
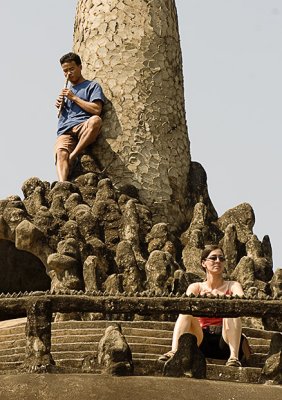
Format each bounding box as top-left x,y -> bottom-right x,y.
0,292 -> 281,373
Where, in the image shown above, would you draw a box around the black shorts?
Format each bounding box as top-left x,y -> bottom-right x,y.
199,327 -> 244,360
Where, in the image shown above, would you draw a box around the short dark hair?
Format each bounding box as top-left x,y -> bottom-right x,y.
200,244 -> 224,262
60,52 -> 82,66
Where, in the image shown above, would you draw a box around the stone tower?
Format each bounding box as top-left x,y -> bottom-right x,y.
73,0 -> 191,229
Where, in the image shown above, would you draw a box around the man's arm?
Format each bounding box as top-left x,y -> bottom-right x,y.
62,88 -> 103,115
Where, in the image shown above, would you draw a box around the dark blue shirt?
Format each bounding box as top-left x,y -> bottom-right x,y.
57,80 -> 105,136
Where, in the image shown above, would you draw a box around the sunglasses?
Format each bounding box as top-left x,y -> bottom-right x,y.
205,255 -> 226,262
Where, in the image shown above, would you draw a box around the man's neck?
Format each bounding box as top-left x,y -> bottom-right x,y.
71,76 -> 86,86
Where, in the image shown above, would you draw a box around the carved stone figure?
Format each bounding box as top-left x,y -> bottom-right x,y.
261,332 -> 282,384
163,333 -> 206,378
97,323 -> 134,375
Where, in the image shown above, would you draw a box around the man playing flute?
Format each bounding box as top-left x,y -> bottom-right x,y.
55,52 -> 105,181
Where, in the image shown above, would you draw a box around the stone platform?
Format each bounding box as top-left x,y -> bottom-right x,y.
0,374 -> 281,400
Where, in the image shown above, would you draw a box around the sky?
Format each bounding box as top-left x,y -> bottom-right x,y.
0,0 -> 281,270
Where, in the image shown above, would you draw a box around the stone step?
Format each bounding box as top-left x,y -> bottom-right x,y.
0,345 -> 25,357
51,342 -> 170,355
250,344 -> 269,354
52,326 -> 174,339
0,332 -> 25,343
0,319 -> 276,343
0,352 -> 24,363
206,364 -> 262,384
242,327 -> 276,340
0,349 -> 263,385
246,353 -> 267,368
247,337 -> 271,346
0,346 -> 267,373
0,318 -> 274,383
0,361 -> 22,373
0,319 -> 276,336
0,338 -> 26,350
52,334 -> 171,346
52,320 -> 176,331
52,357 -> 262,384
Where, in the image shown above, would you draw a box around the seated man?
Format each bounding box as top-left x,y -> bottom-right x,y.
159,245 -> 250,367
54,52 -> 105,181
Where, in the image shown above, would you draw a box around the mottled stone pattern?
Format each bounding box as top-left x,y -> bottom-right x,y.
0,1 -> 280,339
0,172 -> 279,319
73,0 -> 190,227
163,333 -> 206,378
22,299 -> 55,373
261,332 -> 282,384
97,323 -> 134,375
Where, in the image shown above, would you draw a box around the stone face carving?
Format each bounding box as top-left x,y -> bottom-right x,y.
97,323 -> 134,375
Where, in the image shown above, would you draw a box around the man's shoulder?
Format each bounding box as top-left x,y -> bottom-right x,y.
86,79 -> 103,88
74,80 -> 101,89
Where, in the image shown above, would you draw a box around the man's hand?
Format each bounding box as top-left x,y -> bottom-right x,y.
62,88 -> 76,102
55,88 -> 74,110
55,94 -> 64,109
55,88 -> 103,116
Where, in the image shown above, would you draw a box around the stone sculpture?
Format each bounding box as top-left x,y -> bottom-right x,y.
162,333 -> 206,378
97,323 -> 134,375
0,0 -> 280,330
261,332 -> 282,384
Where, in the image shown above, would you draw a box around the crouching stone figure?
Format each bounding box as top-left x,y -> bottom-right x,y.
163,333 -> 206,379
98,323 -> 134,375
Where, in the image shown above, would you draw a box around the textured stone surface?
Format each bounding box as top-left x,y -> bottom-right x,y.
98,323 -> 133,375
0,294 -> 281,319
163,333 -> 206,378
73,0 -> 191,228
21,299 -> 55,373
1,375 -> 282,400
0,174 -> 279,303
0,1 -> 279,324
261,332 -> 282,384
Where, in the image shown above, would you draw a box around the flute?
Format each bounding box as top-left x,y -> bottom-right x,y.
57,76 -> 69,118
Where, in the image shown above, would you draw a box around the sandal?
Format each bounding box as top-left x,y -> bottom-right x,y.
225,357 -> 242,367
158,351 -> 175,362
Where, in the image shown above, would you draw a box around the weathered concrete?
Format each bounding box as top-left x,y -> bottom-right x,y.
0,374 -> 281,400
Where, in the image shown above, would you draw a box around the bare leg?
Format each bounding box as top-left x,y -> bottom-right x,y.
222,317 -> 242,360
69,115 -> 102,164
56,149 -> 70,182
171,314 -> 203,352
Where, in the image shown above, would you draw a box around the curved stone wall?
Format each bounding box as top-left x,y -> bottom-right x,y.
73,0 -> 190,228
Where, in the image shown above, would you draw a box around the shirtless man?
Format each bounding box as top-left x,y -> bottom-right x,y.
55,52 -> 105,181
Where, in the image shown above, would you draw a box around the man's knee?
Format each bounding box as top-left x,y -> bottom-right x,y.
56,148 -> 69,163
88,115 -> 102,131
